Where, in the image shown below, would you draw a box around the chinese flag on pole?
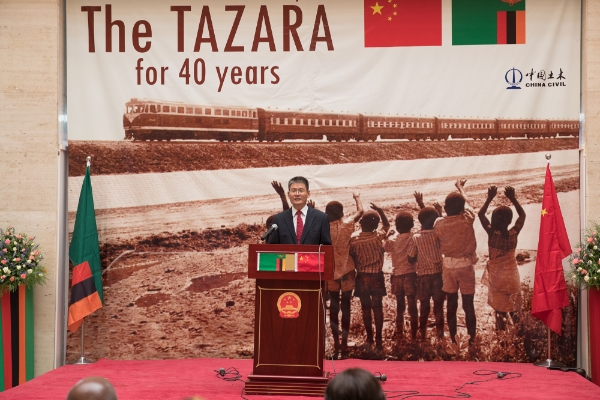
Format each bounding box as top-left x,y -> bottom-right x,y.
531,164 -> 571,334
364,0 -> 442,47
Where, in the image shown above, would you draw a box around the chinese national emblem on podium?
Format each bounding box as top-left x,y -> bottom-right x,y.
277,292 -> 302,318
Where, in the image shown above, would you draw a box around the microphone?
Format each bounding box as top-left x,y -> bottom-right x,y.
497,372 -> 505,379
374,372 -> 387,382
261,224 -> 278,241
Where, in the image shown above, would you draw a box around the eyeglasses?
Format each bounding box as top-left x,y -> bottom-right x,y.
289,189 -> 306,194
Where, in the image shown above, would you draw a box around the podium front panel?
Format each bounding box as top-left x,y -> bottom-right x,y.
253,279 -> 325,377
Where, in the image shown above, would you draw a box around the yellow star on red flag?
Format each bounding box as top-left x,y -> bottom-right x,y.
541,208 -> 548,216
371,2 -> 384,15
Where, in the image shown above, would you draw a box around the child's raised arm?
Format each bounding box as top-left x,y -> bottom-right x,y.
351,192 -> 364,223
455,178 -> 471,207
414,191 -> 426,209
505,186 -> 526,233
370,202 -> 390,234
478,185 -> 497,235
433,201 -> 443,217
272,181 -> 290,210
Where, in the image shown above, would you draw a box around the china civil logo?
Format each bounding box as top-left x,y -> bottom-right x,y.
505,67 -> 523,89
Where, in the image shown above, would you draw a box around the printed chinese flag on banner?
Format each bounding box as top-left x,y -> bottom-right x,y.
297,253 -> 325,272
364,0 -> 442,47
531,164 -> 571,334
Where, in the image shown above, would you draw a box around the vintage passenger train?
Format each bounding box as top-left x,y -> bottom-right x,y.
123,98 -> 580,142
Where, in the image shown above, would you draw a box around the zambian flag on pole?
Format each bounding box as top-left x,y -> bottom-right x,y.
68,161 -> 103,333
452,0 -> 526,46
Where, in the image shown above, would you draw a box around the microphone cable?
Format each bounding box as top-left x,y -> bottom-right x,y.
383,369 -> 522,399
318,244 -> 337,375
214,367 -> 243,382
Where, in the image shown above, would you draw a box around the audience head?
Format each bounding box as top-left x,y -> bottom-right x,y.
394,211 -> 414,234
491,205 -> 513,232
418,207 -> 439,230
67,376 -> 117,400
324,368 -> 385,400
325,201 -> 344,222
444,192 -> 465,216
359,211 -> 380,232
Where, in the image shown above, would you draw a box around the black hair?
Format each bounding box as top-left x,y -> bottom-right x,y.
491,206 -> 513,234
418,207 -> 439,230
395,211 -> 414,233
444,192 -> 465,216
288,176 -> 309,191
325,201 -> 344,222
359,211 -> 380,232
324,368 -> 385,400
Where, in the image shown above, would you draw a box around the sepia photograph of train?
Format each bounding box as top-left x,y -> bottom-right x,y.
65,0 -> 582,368
122,98 -> 580,142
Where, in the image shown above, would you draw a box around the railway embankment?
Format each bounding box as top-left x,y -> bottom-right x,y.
69,138 -> 578,176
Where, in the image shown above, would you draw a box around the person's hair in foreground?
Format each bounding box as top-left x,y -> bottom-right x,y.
66,376 -> 118,400
324,368 -> 385,400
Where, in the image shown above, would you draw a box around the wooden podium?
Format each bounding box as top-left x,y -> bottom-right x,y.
245,244 -> 333,397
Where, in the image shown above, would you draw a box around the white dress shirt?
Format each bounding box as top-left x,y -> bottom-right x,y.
292,204 -> 309,233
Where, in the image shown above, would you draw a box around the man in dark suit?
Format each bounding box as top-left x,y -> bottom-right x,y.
267,176 -> 332,245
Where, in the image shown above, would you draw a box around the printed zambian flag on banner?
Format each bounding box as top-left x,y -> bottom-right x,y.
452,0 -> 526,46
0,286 -> 34,391
364,0 -> 442,47
68,164 -> 103,333
257,253 -> 297,272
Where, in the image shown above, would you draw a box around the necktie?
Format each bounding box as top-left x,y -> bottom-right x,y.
296,210 -> 304,244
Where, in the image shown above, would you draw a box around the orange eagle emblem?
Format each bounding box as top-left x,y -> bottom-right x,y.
277,292 -> 302,318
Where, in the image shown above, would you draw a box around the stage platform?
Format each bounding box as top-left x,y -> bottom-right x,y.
0,358 -> 598,399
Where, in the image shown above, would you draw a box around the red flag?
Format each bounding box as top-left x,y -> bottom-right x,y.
531,164 -> 571,334
297,252 -> 325,272
364,0 -> 442,47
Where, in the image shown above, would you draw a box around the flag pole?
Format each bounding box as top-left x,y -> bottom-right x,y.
71,156 -> 96,365
73,319 -> 93,364
534,327 -> 566,368
533,154 -> 566,368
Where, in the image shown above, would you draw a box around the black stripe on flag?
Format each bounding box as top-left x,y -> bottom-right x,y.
507,11 -> 516,44
10,290 -> 19,387
69,276 -> 98,305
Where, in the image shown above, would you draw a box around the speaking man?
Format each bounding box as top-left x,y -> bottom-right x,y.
267,176 -> 332,245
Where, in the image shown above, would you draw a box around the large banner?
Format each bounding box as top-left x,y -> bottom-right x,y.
67,0 -> 581,364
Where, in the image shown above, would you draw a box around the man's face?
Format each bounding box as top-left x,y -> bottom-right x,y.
288,182 -> 310,210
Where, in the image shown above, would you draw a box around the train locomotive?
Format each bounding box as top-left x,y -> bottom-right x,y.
123,98 -> 579,142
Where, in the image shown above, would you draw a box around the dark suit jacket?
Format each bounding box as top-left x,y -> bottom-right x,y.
267,207 -> 332,245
